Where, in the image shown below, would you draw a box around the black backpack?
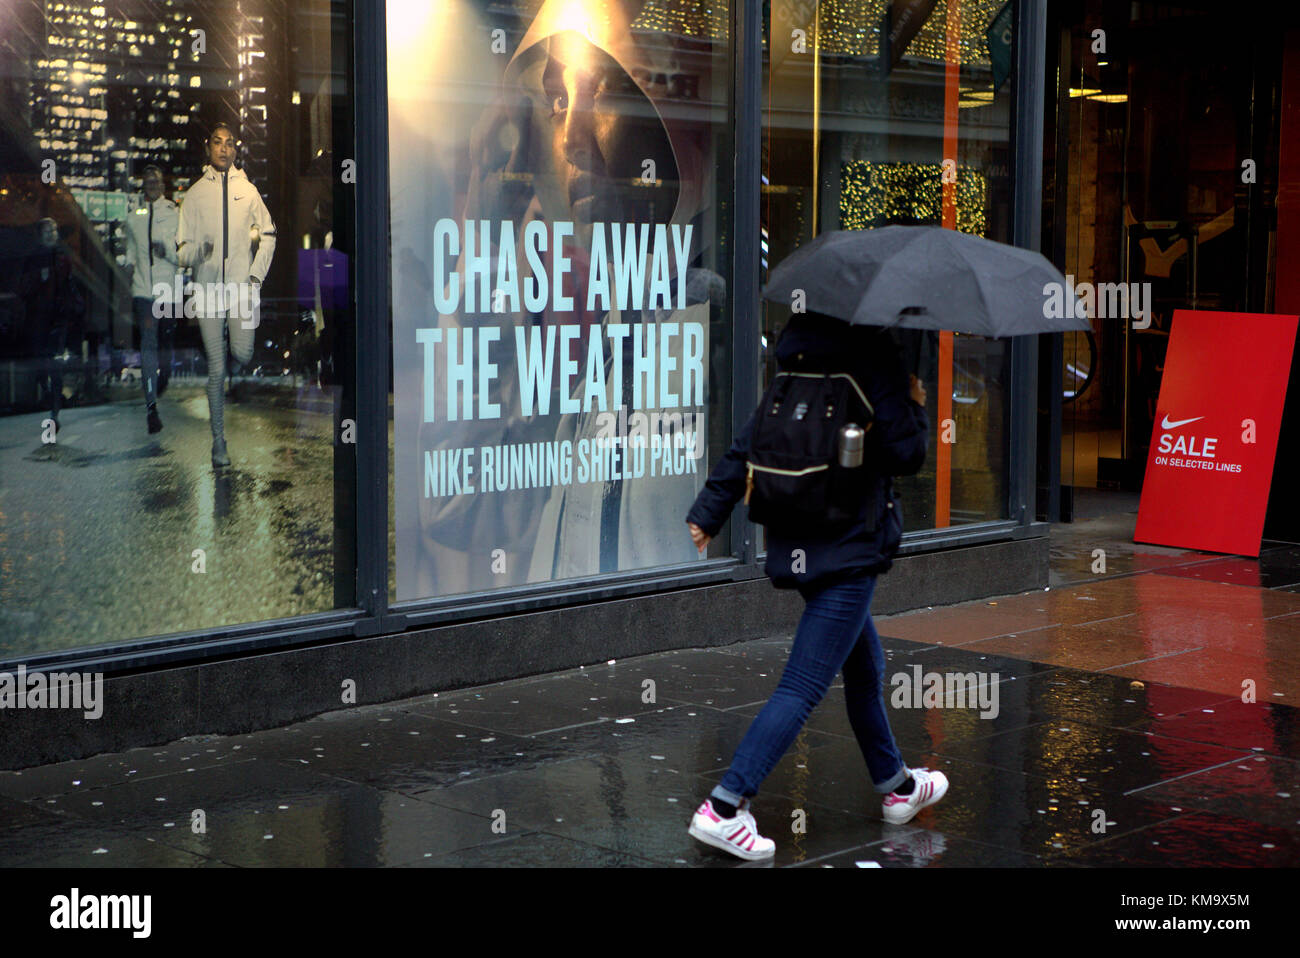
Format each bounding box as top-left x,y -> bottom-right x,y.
743,364 -> 876,534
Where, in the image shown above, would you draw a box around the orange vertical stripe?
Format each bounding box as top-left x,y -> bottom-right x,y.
936,332 -> 953,527
935,0 -> 961,529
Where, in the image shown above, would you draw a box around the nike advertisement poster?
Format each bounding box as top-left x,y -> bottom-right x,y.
1135,310 -> 1298,556
385,1 -> 731,601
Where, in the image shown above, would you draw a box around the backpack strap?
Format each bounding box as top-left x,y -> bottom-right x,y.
775,371 -> 875,421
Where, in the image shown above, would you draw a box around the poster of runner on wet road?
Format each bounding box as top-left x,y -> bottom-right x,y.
388,0 -> 732,600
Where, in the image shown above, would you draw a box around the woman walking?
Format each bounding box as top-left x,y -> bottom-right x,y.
684,310 -> 948,861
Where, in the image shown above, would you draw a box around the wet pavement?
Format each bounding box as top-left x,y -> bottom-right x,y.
0,381 -> 338,655
1,507 -> 1297,867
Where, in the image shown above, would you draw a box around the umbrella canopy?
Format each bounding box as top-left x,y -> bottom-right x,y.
761,226 -> 1091,336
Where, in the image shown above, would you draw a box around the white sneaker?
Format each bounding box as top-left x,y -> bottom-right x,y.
881,767 -> 948,825
689,798 -> 776,861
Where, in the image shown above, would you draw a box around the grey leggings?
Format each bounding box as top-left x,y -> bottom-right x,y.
199,311 -> 254,438
134,296 -> 175,405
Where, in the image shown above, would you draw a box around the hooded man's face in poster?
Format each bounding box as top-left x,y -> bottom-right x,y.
534,30 -> 678,248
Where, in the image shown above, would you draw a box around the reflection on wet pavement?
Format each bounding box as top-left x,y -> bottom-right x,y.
881,520 -> 1300,703
2,486 -> 1299,865
0,619 -> 1296,865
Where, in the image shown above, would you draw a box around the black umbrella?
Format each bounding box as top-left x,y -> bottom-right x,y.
761,226 -> 1091,337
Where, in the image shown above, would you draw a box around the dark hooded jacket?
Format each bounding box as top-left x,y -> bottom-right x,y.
686,312 -> 929,588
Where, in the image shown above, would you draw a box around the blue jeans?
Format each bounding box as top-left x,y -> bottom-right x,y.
713,574 -> 908,806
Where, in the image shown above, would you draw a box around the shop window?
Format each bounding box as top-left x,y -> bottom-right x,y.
386,0 -> 735,600
0,0 -> 358,657
759,0 -> 1013,533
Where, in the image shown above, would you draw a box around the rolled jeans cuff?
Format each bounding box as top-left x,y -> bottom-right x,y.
710,784 -> 745,808
875,765 -> 910,795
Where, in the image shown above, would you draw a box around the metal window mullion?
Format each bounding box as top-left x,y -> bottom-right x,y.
731,0 -> 762,568
1009,0 -> 1047,527
352,0 -> 391,629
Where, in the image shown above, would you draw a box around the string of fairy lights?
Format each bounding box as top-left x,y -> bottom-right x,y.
628,0 -> 1005,67
840,161 -> 990,235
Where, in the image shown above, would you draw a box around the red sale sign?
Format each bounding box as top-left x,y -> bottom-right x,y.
1135,310 -> 1298,556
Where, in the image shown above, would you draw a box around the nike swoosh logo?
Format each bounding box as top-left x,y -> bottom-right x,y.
1161,415 -> 1204,429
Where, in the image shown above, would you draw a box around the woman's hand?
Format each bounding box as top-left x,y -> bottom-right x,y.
908,374 -> 927,407
687,521 -> 710,554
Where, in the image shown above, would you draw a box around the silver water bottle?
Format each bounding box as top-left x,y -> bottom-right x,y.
837,423 -> 865,468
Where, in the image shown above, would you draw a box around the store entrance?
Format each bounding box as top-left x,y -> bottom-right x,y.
1040,0 -> 1293,522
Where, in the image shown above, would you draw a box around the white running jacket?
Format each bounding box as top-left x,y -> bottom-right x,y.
123,196 -> 180,300
176,165 -> 276,312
